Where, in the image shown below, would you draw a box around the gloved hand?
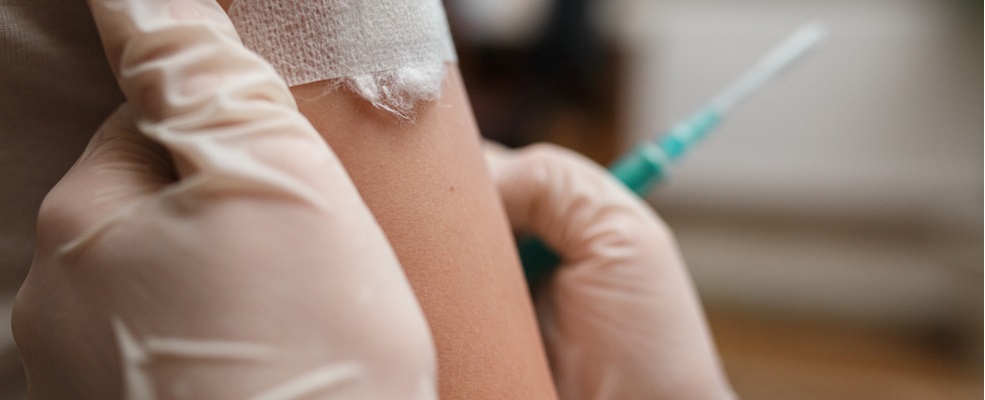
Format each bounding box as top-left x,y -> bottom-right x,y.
12,0 -> 435,398
485,143 -> 736,400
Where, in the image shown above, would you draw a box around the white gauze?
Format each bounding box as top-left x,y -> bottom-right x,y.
228,0 -> 457,120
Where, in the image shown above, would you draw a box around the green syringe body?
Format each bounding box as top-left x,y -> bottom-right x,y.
519,107 -> 722,284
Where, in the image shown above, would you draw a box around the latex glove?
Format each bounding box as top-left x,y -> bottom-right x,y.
485,143 -> 735,400
12,0 -> 435,398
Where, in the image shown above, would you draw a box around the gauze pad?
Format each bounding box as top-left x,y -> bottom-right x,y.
228,0 -> 458,120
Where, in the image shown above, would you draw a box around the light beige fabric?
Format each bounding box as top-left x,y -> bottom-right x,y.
1,1 -> 122,396
0,2 -> 122,284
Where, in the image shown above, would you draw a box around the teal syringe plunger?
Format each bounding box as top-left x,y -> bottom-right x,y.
520,22 -> 829,283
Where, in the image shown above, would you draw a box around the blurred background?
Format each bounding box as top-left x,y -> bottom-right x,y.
446,0 -> 983,398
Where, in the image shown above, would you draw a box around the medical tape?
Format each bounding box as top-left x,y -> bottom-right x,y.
228,0 -> 457,119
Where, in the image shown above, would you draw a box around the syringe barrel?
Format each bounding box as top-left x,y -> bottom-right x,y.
658,107 -> 722,161
609,143 -> 669,197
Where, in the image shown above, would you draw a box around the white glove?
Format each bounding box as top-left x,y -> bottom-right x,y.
13,0 -> 435,398
486,143 -> 735,400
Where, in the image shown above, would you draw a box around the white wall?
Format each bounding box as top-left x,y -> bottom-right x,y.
604,0 -> 982,328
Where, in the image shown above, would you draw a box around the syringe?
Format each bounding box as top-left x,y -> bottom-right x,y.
520,22 -> 829,283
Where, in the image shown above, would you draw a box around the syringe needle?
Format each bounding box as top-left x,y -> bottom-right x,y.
711,22 -> 829,114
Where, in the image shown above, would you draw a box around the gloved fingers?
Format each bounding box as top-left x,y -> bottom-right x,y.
484,142 -> 735,399
37,106 -> 176,248
87,0 -> 336,201
29,113 -> 441,398
88,0 -> 236,75
484,142 -> 672,263
87,0 -> 292,121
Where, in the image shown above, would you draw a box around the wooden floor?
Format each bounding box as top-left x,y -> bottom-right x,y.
707,308 -> 982,400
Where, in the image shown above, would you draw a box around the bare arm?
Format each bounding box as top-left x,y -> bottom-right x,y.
210,1 -> 556,395
289,68 -> 557,399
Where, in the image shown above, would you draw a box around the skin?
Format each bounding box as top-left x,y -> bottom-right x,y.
214,0 -> 557,397
291,72 -> 558,399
